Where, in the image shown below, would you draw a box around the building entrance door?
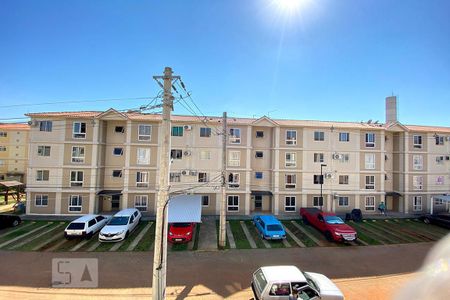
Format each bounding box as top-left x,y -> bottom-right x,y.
254,195 -> 262,210
111,195 -> 120,210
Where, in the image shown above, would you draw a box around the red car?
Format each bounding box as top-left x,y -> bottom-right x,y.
168,223 -> 195,243
300,208 -> 357,242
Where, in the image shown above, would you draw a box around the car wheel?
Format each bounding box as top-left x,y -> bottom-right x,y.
87,232 -> 93,240
325,231 -> 333,241
12,220 -> 20,227
260,233 -> 265,240
125,231 -> 129,238
302,216 -> 309,225
423,218 -> 430,224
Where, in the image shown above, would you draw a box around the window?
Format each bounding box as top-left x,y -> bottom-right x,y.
413,135 -> 422,148
39,121 -> 52,132
227,195 -> 239,211
413,176 -> 423,190
69,195 -> 82,212
435,197 -> 444,205
365,176 -> 375,189
36,170 -> 49,181
436,156 -> 445,164
170,149 -> 183,160
255,172 -> 263,179
285,174 -> 296,188
228,173 -> 240,188
365,154 -> 375,169
313,196 -> 323,208
136,171 -> 149,187
413,196 -> 422,211
199,150 -> 211,160
313,175 -> 323,185
436,176 -> 445,185
413,155 -> 423,170
314,153 -> 324,163
134,195 -> 148,211
286,130 -> 297,145
198,172 -> 208,182
171,126 -> 184,137
256,131 -> 264,138
73,122 -> 86,139
200,127 -> 211,137
0,146 -> 6,151
228,151 -> 240,166
113,147 -> 124,156
339,154 -> 350,163
0,160 -> 4,166
365,196 -> 375,211
88,219 -> 96,227
115,126 -> 125,133
269,283 -> 291,296
35,195 -> 48,207
112,170 -> 122,178
138,125 -> 152,141
314,131 -> 325,141
285,152 -> 296,167
37,146 -> 51,157
202,195 -> 209,206
339,132 -> 350,142
229,128 -> 241,144
137,148 -> 150,165
338,196 -> 349,207
0,132 -> 7,137
285,196 -> 296,212
71,146 -> 85,163
255,151 -> 263,158
169,172 -> 181,183
365,133 -> 375,147
70,171 -> 84,187
435,136 -> 444,145
339,175 -> 349,185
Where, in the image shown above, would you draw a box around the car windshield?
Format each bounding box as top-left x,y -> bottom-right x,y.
267,224 -> 283,231
67,222 -> 85,230
172,223 -> 191,228
325,216 -> 345,224
108,216 -> 129,226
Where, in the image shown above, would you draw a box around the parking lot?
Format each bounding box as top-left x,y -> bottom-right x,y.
0,217 -> 447,253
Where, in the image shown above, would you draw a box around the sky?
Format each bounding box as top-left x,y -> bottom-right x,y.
1,0 -> 449,126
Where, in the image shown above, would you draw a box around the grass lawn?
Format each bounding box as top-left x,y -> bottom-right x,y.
228,220 -> 251,249
364,220 -> 413,243
171,243 -> 188,251
134,223 -> 155,251
0,221 -> 46,246
347,221 -> 382,245
244,220 -> 265,248
117,222 -> 148,251
282,221 -> 317,247
13,222 -> 68,251
370,220 -> 425,243
192,223 -> 201,250
355,221 -> 398,244
397,219 -> 448,239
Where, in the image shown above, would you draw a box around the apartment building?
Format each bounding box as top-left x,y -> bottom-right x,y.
25,97 -> 450,216
0,123 -> 29,183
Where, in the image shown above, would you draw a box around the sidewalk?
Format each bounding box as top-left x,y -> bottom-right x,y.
197,216 -> 217,251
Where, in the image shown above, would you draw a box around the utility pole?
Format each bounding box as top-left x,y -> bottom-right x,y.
152,67 -> 180,300
219,112 -> 227,248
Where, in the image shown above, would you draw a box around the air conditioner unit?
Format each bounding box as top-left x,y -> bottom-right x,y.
189,170 -> 198,176
325,173 -> 333,179
184,125 -> 192,131
446,136 -> 450,141
181,170 -> 189,176
338,154 -> 344,160
183,150 -> 191,156
332,153 -> 340,160
446,156 -> 450,161
27,120 -> 39,127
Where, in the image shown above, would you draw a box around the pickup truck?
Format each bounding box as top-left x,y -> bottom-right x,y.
300,207 -> 357,242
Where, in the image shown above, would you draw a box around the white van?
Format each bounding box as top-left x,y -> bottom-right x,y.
251,266 -> 344,300
64,214 -> 110,239
99,208 -> 141,242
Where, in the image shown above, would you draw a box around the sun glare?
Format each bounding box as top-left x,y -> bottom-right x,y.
273,0 -> 305,14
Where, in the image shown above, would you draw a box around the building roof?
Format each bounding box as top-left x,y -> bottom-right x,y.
24,110 -> 450,132
0,123 -> 30,130
168,195 -> 202,223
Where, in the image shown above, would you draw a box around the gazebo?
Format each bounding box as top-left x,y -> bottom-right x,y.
0,181 -> 24,205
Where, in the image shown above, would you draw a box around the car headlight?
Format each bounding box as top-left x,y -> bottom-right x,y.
116,230 -> 125,235
186,232 -> 191,236
169,232 -> 173,236
334,232 -> 342,236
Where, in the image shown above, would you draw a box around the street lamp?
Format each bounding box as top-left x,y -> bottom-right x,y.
320,164 -> 327,210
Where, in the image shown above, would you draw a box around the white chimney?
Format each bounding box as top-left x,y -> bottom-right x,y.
385,96 -> 397,124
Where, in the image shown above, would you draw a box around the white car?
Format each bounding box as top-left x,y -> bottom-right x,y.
99,208 -> 142,242
251,265 -> 344,300
64,214 -> 111,239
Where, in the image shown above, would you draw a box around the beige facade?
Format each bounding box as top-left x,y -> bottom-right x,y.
0,124 -> 29,183
25,105 -> 450,216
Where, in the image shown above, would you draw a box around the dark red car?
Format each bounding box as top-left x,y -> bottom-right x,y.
168,222 -> 195,243
300,208 -> 357,242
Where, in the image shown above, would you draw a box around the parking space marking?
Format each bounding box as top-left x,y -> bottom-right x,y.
87,241 -> 101,252
32,232 -> 64,251
291,221 -> 325,247
0,222 -> 35,239
226,221 -> 236,249
127,222 -> 153,251
45,237 -> 68,252
282,238 -> 291,248
363,222 -> 406,243
9,224 -> 64,250
284,227 -> 305,247
353,223 -> 389,244
0,223 -> 52,249
239,221 -> 257,249
253,226 -> 271,248
355,238 -> 368,246
70,236 -> 95,252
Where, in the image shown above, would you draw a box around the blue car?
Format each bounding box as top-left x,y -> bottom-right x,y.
253,215 -> 286,240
